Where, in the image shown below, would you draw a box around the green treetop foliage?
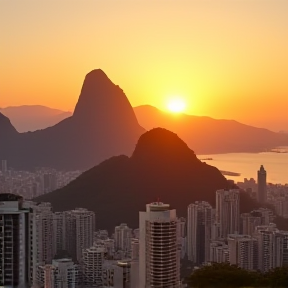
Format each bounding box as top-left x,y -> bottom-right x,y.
187,262 -> 288,288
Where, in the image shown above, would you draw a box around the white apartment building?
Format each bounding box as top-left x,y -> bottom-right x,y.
187,201 -> 213,265
37,258 -> 79,288
216,189 -> 240,239
53,212 -> 67,254
228,234 -> 258,271
139,202 -> 180,288
254,225 -> 284,272
34,202 -> 54,265
64,208 -> 95,262
82,244 -> 106,287
209,241 -> 229,264
240,213 -> 261,236
114,223 -> 132,254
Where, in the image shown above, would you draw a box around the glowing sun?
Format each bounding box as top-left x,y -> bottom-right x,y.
167,98 -> 186,113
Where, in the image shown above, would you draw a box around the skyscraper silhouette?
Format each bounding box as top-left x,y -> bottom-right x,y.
257,165 -> 267,204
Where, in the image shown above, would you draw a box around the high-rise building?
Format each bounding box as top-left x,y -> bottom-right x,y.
228,234 -> 258,271
0,194 -> 35,287
113,261 -> 131,288
257,165 -> 267,204
64,208 -> 95,262
131,238 -> 139,260
216,189 -> 240,238
254,224 -> 284,272
177,217 -> 187,259
139,202 -> 180,288
34,202 -> 55,265
82,245 -> 106,287
43,173 -> 57,193
209,241 -> 229,263
282,231 -> 288,267
114,223 -> 132,254
53,212 -> 67,255
1,160 -> 7,173
187,201 -> 213,265
37,258 -> 79,288
240,213 -> 262,236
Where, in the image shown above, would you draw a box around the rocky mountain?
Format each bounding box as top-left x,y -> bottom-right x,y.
0,106 -> 72,132
0,69 -> 145,170
34,128 -> 288,231
34,128 -> 237,230
134,105 -> 288,154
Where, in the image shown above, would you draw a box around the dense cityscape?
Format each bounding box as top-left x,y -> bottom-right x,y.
1,159 -> 287,288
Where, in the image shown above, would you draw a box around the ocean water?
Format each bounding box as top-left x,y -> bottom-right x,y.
198,151 -> 288,185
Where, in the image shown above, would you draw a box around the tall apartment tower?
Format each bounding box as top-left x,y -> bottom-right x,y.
187,201 -> 213,265
65,208 -> 95,262
0,194 -> 34,287
216,189 -> 240,239
255,225 -> 285,272
37,258 -> 79,288
34,202 -> 55,265
257,165 -> 267,204
1,160 -> 7,173
53,212 -> 67,255
240,213 -> 262,236
228,234 -> 258,271
139,202 -> 180,288
82,245 -> 106,287
114,223 -> 132,253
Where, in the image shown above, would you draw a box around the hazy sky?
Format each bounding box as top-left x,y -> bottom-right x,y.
1,0 -> 287,131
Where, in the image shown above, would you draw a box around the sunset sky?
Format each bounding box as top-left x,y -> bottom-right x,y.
1,0 -> 287,131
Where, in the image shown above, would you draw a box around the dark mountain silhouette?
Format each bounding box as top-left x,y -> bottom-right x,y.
0,106 -> 72,132
0,69 -> 144,170
134,105 -> 288,154
34,128 -> 288,231
34,128 -> 235,230
3,103 -> 287,155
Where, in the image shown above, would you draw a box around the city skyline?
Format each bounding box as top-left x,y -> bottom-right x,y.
1,0 -> 288,131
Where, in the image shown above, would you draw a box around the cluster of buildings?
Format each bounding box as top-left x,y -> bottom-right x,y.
0,164 -> 287,288
187,189 -> 288,272
0,194 -> 183,288
237,165 -> 288,219
0,160 -> 82,199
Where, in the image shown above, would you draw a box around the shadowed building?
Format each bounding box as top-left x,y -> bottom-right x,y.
0,194 -> 34,287
187,201 -> 213,265
257,165 -> 267,204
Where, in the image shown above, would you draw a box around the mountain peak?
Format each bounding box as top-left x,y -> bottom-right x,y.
85,69 -> 109,81
131,128 -> 197,164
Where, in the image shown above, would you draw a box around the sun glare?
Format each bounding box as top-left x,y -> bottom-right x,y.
167,98 -> 186,113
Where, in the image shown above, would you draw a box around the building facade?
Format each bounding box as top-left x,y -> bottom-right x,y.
257,165 -> 267,204
0,194 -> 34,287
139,202 -> 180,288
216,189 -> 240,239
187,201 -> 213,265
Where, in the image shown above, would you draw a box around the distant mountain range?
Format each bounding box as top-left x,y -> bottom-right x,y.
35,128 -> 288,231
0,106 -> 72,132
0,69 -> 144,170
134,105 -> 288,154
2,104 -> 288,156
1,70 -> 288,171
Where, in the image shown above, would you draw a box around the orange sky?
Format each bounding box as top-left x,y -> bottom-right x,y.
1,0 -> 287,131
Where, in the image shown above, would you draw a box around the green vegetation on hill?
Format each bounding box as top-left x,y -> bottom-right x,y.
187,263 -> 288,288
